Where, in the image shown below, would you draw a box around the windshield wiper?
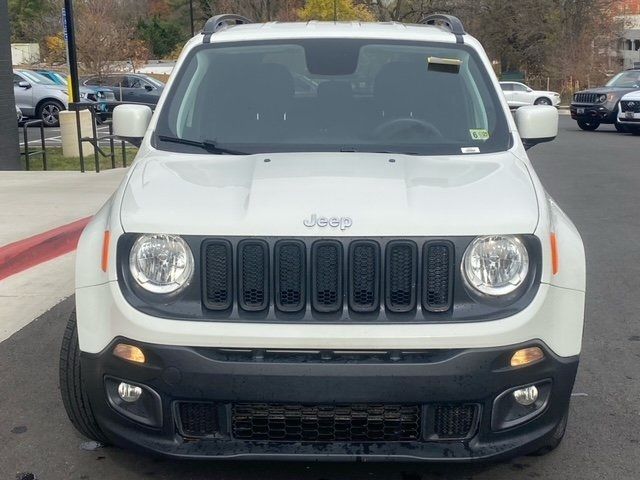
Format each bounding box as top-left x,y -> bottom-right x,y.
157,135 -> 248,155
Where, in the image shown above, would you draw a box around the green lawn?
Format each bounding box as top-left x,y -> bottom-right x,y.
22,146 -> 138,171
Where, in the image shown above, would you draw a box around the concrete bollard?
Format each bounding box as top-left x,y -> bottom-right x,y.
59,110 -> 95,158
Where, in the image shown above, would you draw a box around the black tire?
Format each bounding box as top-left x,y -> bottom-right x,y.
37,100 -> 64,127
615,121 -> 629,133
527,410 -> 568,456
577,120 -> 599,131
534,97 -> 552,106
59,309 -> 109,444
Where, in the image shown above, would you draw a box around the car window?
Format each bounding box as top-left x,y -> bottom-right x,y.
606,71 -> 640,88
128,76 -> 143,88
500,83 -> 513,91
18,70 -> 57,85
156,39 -> 511,156
513,84 -> 528,92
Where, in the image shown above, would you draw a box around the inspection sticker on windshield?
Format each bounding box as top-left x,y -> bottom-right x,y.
469,129 -> 490,141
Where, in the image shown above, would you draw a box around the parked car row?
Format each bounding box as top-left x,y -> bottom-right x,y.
13,69 -> 165,127
570,67 -> 640,134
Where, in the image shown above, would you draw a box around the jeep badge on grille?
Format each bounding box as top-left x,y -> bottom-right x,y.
303,214 -> 353,230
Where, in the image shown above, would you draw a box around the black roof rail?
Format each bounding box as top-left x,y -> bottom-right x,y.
421,14 -> 465,44
202,14 -> 253,42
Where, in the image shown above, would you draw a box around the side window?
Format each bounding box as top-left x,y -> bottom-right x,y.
128,76 -> 143,88
108,76 -> 127,87
513,83 -> 528,92
500,83 -> 513,91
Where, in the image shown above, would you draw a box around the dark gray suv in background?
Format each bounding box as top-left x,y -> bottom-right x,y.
83,73 -> 165,105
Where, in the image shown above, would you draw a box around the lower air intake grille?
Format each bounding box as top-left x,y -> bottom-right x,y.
232,403 -> 422,442
178,402 -> 218,437
431,404 -> 478,439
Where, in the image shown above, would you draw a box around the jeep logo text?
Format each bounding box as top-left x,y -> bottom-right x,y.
303,214 -> 353,230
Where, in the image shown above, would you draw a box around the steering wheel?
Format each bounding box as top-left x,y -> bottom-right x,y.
374,118 -> 443,141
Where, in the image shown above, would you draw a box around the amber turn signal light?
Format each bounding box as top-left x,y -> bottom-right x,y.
510,347 -> 544,367
113,344 -> 146,364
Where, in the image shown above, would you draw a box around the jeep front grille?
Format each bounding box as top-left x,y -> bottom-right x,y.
574,93 -> 598,104
202,238 -> 454,318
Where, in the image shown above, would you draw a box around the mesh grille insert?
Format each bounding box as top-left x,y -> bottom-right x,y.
239,241 -> 268,311
232,403 -> 421,442
423,243 -> 453,312
431,404 -> 477,439
386,242 -> 417,312
204,241 -> 232,310
178,402 -> 218,437
275,241 -> 306,312
349,241 -> 380,312
312,241 -> 343,313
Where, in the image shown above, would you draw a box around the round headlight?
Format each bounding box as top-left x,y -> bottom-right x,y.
462,235 -> 529,296
129,234 -> 194,294
598,94 -> 607,103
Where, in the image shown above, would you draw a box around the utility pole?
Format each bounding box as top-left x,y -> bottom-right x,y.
0,0 -> 21,170
334,0 -> 338,21
189,0 -> 195,37
63,0 -> 80,103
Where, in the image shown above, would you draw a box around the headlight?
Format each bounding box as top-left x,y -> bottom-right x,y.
79,92 -> 87,99
129,234 -> 194,294
598,94 -> 607,103
462,235 -> 529,296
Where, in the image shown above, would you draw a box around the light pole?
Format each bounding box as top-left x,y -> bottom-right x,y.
63,0 -> 80,103
0,0 -> 21,170
189,0 -> 195,37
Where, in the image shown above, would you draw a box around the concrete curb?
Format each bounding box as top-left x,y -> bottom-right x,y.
0,216 -> 91,281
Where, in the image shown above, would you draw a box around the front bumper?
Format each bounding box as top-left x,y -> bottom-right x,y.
570,103 -> 617,123
618,111 -> 640,125
81,340 -> 578,461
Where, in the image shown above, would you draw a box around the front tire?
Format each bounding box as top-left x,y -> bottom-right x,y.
59,309 -> 109,444
38,100 -> 64,127
527,410 -> 568,456
577,119 -> 600,131
534,97 -> 552,106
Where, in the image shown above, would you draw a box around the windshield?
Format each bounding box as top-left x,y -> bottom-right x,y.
20,71 -> 57,86
606,71 -> 640,88
156,39 -> 510,155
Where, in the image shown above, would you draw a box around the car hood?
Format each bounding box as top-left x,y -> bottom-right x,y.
577,86 -> 637,96
120,152 -> 539,237
621,90 -> 640,101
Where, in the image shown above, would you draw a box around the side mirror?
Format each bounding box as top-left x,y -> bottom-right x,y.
18,81 -> 31,89
515,105 -> 558,149
526,88 -> 533,93
144,84 -> 153,92
113,104 -> 153,147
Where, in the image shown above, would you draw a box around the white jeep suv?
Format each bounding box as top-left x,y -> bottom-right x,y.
60,14 -> 586,462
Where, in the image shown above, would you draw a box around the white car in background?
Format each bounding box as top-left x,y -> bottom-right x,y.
500,81 -> 561,108
617,90 -> 640,134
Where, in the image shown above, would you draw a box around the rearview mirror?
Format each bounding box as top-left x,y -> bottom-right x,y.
515,105 -> 558,149
113,104 -> 153,147
17,81 -> 31,89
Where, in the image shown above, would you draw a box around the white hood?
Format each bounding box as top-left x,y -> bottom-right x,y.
120,151 -> 539,237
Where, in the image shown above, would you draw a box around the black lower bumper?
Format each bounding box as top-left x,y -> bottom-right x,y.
80,340 -> 578,462
570,104 -> 617,123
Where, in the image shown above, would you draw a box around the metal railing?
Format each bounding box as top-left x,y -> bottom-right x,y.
22,119 -> 47,171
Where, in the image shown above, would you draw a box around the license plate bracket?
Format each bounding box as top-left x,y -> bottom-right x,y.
577,108 -> 585,114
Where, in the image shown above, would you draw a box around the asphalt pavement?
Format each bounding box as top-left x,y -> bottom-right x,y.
1,117 -> 639,479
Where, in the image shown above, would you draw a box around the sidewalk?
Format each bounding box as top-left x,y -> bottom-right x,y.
0,169 -> 127,342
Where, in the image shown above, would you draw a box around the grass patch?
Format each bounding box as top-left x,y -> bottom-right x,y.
22,146 -> 138,171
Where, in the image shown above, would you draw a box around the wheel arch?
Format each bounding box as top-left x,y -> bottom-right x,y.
35,96 -> 66,114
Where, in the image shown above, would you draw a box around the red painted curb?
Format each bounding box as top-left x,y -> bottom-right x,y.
0,216 -> 92,281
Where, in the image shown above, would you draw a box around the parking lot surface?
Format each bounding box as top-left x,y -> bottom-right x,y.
1,117 -> 639,479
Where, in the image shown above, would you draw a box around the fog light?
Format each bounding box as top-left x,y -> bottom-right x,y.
113,344 -> 145,364
118,382 -> 143,403
513,385 -> 539,406
510,347 -> 544,367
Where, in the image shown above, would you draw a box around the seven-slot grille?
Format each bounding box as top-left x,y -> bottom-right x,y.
621,100 -> 640,113
202,238 -> 454,316
574,92 -> 598,104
